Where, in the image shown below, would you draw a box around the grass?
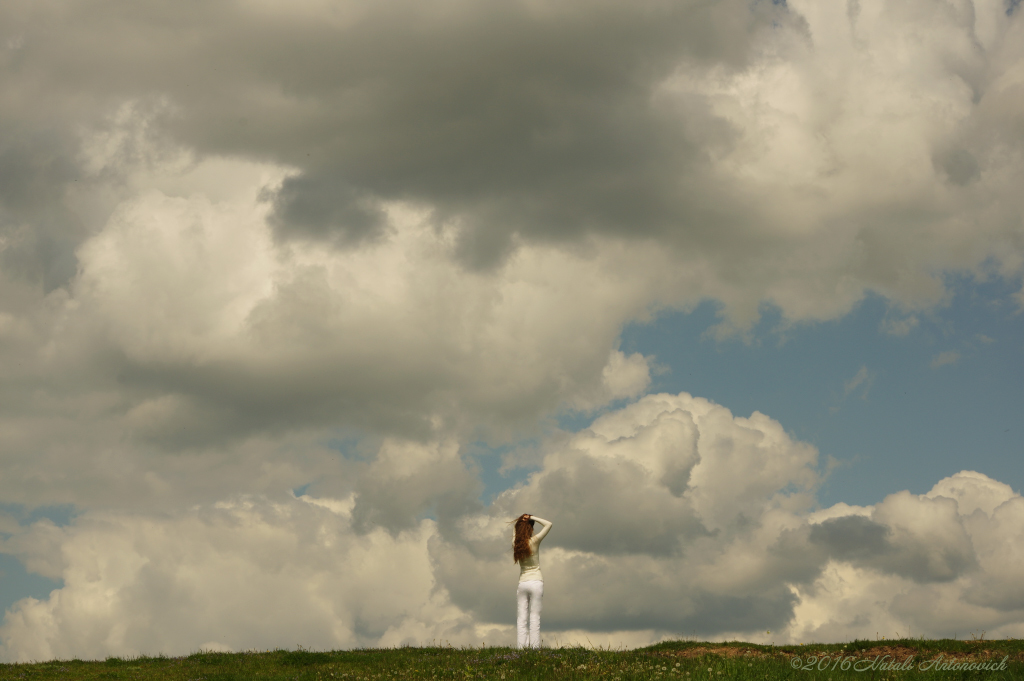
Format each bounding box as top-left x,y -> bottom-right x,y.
1,638 -> 1022,681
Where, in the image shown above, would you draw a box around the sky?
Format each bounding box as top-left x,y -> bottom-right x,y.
1,0 -> 1023,662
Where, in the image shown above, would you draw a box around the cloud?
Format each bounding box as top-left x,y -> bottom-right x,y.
3,399 -> 1023,660
786,470 -> 1024,642
930,351 -> 961,368
71,191 -> 663,439
0,148 -> 674,508
350,439 -> 482,534
0,497 -> 491,662
926,468 -> 1017,517
842,365 -> 875,400
880,315 -> 919,337
4,0 -> 1024,329
0,0 -> 1022,484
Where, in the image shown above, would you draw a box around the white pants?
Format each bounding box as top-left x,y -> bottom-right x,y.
516,580 -> 544,649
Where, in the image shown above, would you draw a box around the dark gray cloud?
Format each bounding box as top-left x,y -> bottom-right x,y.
2,0 -> 794,266
808,515 -> 890,561
806,514 -> 976,583
269,178 -> 387,247
0,130 -> 88,291
933,147 -> 981,186
3,0 -> 1023,300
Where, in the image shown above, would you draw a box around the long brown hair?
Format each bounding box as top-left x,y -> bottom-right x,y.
511,515 -> 535,563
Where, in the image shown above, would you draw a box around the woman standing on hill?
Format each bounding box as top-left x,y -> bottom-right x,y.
512,513 -> 552,649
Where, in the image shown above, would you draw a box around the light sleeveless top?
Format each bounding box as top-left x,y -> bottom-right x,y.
517,517 -> 552,583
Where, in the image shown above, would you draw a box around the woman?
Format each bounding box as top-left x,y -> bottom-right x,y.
512,513 -> 552,649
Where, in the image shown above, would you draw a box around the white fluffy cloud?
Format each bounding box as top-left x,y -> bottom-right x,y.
0,144 -> 672,507
0,496 -> 487,662
3,396 -> 1021,661
791,473 -> 1024,642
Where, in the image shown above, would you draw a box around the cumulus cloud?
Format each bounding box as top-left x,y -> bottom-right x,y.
0,0 -> 1022,472
785,469 -> 1024,642
430,393 -> 822,634
0,496 -> 491,662
811,492 -> 977,583
70,187 -> 665,438
0,146 -> 673,506
3,396 -> 1023,660
4,0 -> 1024,323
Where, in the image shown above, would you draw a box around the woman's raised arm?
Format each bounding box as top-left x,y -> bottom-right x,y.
529,516 -> 552,542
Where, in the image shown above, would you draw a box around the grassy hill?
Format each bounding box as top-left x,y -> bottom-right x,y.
2,638 -> 1021,680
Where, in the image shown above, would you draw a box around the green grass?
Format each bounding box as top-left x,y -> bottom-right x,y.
2,639 -> 1021,681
